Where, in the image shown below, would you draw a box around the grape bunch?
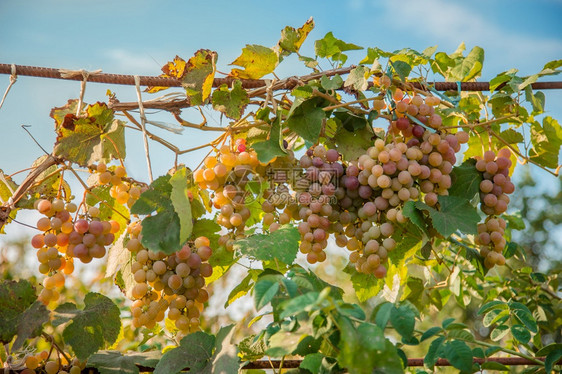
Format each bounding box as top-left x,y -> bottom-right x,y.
348,221 -> 396,278
475,149 -> 515,216
93,163 -> 143,207
194,139 -> 262,236
31,198 -> 119,305
295,145 -> 344,264
126,222 -> 213,334
475,217 -> 507,268
473,149 -> 514,267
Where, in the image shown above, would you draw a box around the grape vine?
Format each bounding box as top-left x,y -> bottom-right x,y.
1,19 -> 561,374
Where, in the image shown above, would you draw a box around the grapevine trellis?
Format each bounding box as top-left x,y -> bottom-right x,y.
1,19 -> 562,374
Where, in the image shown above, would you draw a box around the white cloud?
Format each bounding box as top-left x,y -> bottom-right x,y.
377,0 -> 562,74
102,48 -> 162,74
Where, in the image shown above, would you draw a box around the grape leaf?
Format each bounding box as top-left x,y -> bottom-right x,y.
230,45 -> 278,79
146,55 -> 186,93
131,175 -> 182,254
449,159 -> 483,201
170,168 -> 192,245
154,331 -> 215,374
88,350 -> 161,374
55,292 -> 121,360
277,18 -> 315,59
12,300 -> 50,351
0,170 -> 18,233
345,265 -> 383,302
327,123 -> 373,161
344,66 -> 370,91
252,118 -> 287,164
321,74 -> 343,90
206,325 -> 239,374
233,225 -> 300,265
315,32 -> 362,65
182,49 -> 217,105
0,279 -> 38,344
529,116 -> 562,169
287,97 -> 326,143
415,195 -> 480,237
300,353 -> 324,373
211,80 -> 249,120
105,233 -> 134,297
52,101 -> 125,167
433,43 -> 484,82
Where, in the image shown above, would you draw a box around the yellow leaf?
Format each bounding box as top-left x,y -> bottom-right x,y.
230,44 -> 278,80
182,49 -> 217,105
146,55 -> 186,93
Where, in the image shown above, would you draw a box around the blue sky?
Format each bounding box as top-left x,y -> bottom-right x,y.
0,0 -> 561,201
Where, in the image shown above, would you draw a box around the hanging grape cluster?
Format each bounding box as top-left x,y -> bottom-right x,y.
126,221 -> 213,334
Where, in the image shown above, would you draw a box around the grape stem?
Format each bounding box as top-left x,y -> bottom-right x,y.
488,129 -> 559,177
42,332 -> 71,367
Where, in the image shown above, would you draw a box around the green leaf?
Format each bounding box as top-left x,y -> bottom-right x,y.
490,325 -> 510,341
401,201 -> 428,235
253,279 -> 280,310
130,175 -> 172,215
182,49 -> 217,105
513,309 -> 538,333
449,159 -> 483,200
344,66 -> 370,91
0,279 -> 38,344
447,329 -> 475,342
233,225 -> 300,265
415,195 -> 480,237
529,116 -> 562,169
211,80 -> 249,120
478,300 -> 508,315
225,272 -> 255,308
545,349 -> 562,374
481,361 -> 509,371
442,318 -> 455,329
315,32 -> 362,65
238,335 -> 266,362
12,301 -> 50,351
328,124 -> 373,161
390,60 -> 412,81
140,210 -> 181,254
483,309 -> 509,327
424,336 -> 445,369
279,292 -> 320,319
252,118 -> 287,164
443,340 -> 473,373
277,18 -> 315,58
56,292 -> 121,360
154,331 -> 215,374
390,304 -> 416,339
374,302 -> 393,330
52,101 -> 126,166
88,350 -> 161,374
170,168 -> 192,245
209,325 -> 239,374
300,353 -> 324,373
266,330 -> 306,357
321,74 -> 343,90
510,324 -> 531,344
333,111 -> 368,132
537,343 -> 562,357
230,45 -> 278,79
287,97 -> 326,143
421,327 -> 442,342
348,267 -> 383,302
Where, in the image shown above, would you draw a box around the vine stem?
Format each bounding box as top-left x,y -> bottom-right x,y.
42,332 -> 71,366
